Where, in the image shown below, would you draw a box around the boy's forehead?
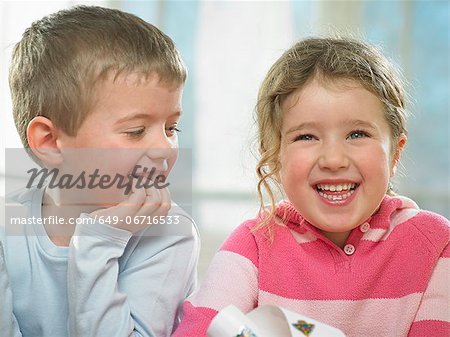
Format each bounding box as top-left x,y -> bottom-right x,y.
107,70 -> 184,91
85,70 -> 183,117
85,70 -> 183,110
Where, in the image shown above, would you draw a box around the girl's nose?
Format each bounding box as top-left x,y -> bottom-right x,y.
317,142 -> 350,171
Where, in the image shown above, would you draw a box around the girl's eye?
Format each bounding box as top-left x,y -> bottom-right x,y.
166,125 -> 181,136
294,134 -> 316,142
348,130 -> 370,140
124,128 -> 145,138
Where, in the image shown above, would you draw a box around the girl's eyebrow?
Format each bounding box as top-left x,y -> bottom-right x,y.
285,122 -> 318,135
284,119 -> 378,135
345,119 -> 378,130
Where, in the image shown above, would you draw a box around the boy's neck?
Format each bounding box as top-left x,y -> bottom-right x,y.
41,188 -> 100,247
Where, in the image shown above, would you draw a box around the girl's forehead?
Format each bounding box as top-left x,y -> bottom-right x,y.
280,79 -> 390,133
282,77 -> 376,113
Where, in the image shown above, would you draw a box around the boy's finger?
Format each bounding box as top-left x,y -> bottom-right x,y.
136,186 -> 161,217
118,186 -> 146,213
153,187 -> 171,217
89,186 -> 146,221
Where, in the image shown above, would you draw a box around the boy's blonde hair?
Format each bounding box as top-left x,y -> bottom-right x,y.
9,5 -> 186,152
255,37 -> 408,234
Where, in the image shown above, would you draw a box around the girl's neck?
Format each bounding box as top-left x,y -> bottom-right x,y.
320,230 -> 351,249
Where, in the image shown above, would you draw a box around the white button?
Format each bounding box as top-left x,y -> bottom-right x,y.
360,223 -> 370,233
344,244 -> 355,255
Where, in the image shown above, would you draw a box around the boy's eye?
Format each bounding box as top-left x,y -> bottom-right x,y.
348,130 -> 370,139
124,128 -> 145,138
293,134 -> 316,142
166,125 -> 181,137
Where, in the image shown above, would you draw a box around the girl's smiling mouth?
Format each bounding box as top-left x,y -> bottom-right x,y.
314,182 -> 359,205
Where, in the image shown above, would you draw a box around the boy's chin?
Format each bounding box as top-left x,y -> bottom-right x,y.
67,188 -> 130,208
98,189 -> 131,205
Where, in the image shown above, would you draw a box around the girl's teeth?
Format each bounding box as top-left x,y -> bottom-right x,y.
318,190 -> 354,202
317,183 -> 356,191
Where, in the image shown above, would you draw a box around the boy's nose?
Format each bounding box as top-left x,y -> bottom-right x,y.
135,156 -> 169,175
149,129 -> 177,150
143,146 -> 177,167
135,128 -> 179,174
317,142 -> 350,171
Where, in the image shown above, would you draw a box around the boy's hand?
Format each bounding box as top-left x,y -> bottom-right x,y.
89,181 -> 171,233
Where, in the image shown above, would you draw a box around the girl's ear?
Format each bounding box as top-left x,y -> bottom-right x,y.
390,134 -> 407,177
27,116 -> 64,166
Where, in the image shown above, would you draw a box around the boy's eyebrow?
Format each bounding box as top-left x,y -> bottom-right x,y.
285,119 -> 378,135
115,111 -> 182,124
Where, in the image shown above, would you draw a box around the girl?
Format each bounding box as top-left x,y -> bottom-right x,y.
173,38 -> 449,337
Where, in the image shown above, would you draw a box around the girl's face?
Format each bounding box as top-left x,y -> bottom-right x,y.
279,78 -> 405,247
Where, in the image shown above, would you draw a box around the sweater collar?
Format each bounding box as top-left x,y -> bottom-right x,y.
275,195 -> 419,234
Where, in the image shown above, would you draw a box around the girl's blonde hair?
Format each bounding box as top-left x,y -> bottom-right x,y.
255,37 -> 408,236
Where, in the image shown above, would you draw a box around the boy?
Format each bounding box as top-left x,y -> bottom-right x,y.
1,6 -> 199,337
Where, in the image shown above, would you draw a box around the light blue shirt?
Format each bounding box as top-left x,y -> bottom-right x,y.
0,187 -> 199,337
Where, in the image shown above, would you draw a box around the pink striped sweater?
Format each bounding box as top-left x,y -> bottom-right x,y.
173,196 -> 449,337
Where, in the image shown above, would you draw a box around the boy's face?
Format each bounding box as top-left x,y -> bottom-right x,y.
279,78 -> 400,246
55,72 -> 183,205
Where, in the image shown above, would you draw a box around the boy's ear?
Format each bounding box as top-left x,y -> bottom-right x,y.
27,116 -> 64,166
390,134 -> 407,177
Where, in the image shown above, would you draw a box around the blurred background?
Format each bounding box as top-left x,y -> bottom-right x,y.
1,0 -> 449,279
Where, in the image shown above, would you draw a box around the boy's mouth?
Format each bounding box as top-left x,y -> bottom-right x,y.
129,167 -> 166,181
129,170 -> 167,183
315,182 -> 358,203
